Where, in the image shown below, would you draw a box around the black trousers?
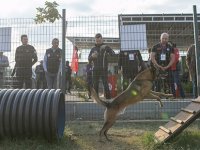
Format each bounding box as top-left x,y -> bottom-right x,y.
16,68 -> 32,89
16,76 -> 32,89
36,78 -> 47,89
93,69 -> 111,99
87,83 -> 92,98
66,78 -> 71,92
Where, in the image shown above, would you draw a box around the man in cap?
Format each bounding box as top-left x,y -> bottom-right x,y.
88,33 -> 115,99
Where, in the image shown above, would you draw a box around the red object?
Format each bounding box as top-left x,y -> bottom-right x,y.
176,86 -> 179,98
71,46 -> 79,73
108,75 -> 117,98
170,48 -> 180,70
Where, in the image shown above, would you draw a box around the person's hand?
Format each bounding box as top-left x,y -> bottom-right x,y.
118,69 -> 122,74
160,66 -> 165,71
162,66 -> 169,71
91,52 -> 98,58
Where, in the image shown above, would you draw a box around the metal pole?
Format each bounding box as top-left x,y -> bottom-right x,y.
61,9 -> 66,94
193,5 -> 200,96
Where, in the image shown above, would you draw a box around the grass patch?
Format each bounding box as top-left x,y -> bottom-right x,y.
142,123 -> 200,150
0,121 -> 200,150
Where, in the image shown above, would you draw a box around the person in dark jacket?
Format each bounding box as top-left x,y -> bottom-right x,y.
15,34 -> 38,88
35,60 -> 47,89
88,33 -> 115,99
43,38 -> 61,89
118,50 -> 145,91
65,60 -> 72,93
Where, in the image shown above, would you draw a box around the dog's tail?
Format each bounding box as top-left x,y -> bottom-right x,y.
91,88 -> 109,107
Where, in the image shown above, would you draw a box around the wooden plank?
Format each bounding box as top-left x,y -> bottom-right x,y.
192,100 -> 200,103
194,96 -> 200,102
155,129 -> 170,142
184,103 -> 200,113
181,108 -> 196,114
154,99 -> 200,143
164,121 -> 182,133
174,111 -> 193,122
170,117 -> 184,124
159,126 -> 171,134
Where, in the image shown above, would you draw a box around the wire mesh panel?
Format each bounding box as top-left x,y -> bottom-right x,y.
66,16 -> 119,100
0,18 -> 62,89
64,14 -> 200,121
1,14 -> 200,121
119,14 -> 200,98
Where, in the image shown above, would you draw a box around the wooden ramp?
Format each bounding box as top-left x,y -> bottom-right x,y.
154,96 -> 200,143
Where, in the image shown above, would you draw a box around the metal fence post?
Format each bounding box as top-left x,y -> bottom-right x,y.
61,9 -> 66,94
193,5 -> 200,96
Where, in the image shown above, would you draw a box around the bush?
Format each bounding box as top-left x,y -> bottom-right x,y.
182,81 -> 192,93
71,76 -> 87,91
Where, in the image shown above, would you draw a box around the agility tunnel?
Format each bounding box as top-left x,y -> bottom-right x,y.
0,89 -> 65,140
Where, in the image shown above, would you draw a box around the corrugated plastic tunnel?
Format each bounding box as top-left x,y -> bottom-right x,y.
0,89 -> 65,140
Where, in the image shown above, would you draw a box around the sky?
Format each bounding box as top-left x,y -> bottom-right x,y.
0,0 -> 200,18
0,0 -> 200,66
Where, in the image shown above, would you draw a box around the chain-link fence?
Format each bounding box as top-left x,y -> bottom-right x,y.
0,18 -> 62,89
0,13 -> 200,121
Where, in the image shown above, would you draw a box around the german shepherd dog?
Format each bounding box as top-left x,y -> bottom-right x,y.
91,65 -> 173,141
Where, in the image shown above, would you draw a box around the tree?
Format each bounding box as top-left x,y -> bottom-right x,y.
34,1 -> 61,24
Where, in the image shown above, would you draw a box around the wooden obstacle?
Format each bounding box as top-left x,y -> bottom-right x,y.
154,96 -> 200,143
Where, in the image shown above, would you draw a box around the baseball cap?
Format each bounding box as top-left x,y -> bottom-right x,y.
95,33 -> 102,38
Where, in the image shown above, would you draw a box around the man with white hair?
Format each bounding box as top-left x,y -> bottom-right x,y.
150,32 -> 175,93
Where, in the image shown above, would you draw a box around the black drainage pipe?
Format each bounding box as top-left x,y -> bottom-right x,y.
0,89 -> 65,140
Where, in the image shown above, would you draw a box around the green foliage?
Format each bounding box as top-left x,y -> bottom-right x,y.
182,81 -> 192,93
34,1 -> 61,24
72,76 -> 87,91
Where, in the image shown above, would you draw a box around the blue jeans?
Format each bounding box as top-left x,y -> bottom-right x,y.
45,72 -> 58,89
170,70 -> 185,98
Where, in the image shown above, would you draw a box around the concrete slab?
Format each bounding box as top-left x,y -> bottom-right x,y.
65,100 -> 192,121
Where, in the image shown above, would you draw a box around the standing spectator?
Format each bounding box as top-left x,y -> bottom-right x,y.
86,60 -> 93,99
186,44 -> 198,98
43,38 -> 61,89
65,60 -> 72,94
35,60 -> 47,89
150,33 -> 175,93
15,34 -> 38,88
88,33 -> 115,99
0,52 -> 9,88
118,50 -> 145,91
169,42 -> 185,98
